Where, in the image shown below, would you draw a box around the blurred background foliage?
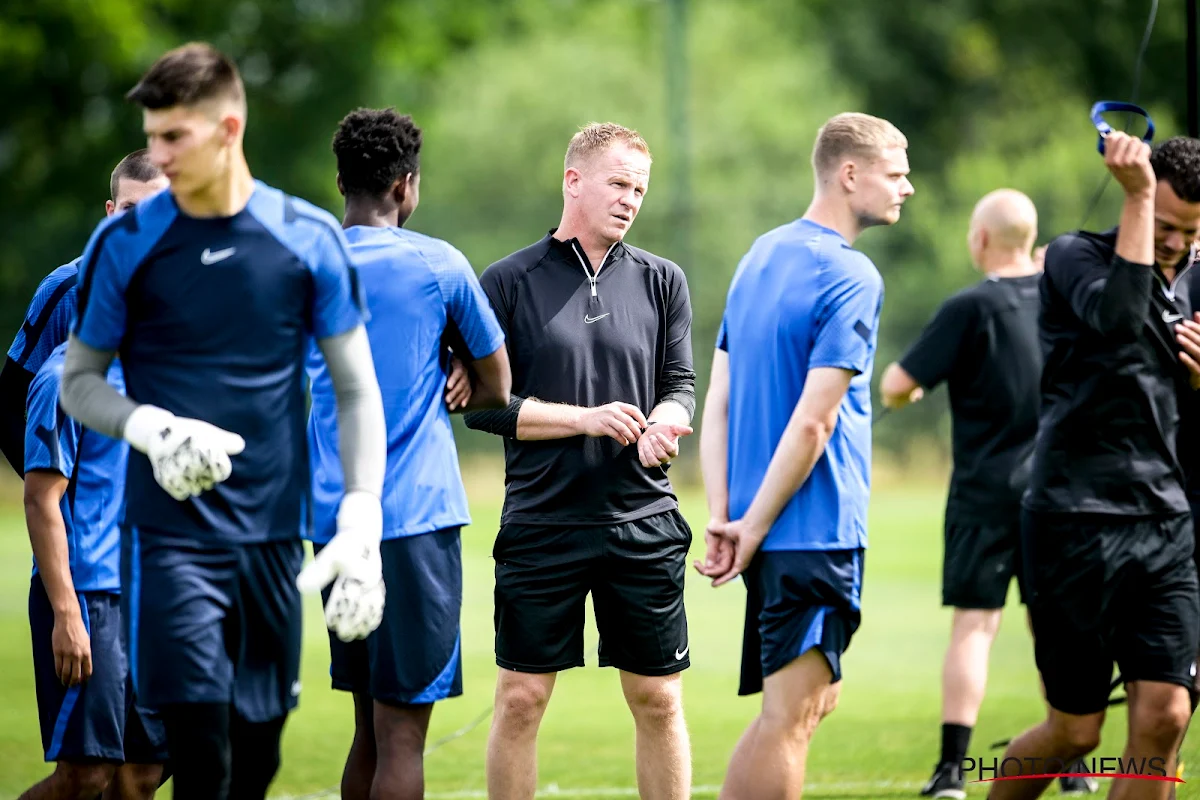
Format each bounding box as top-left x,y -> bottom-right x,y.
0,0 -> 1186,474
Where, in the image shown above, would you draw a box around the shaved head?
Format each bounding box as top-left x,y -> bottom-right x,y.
970,189 -> 1038,251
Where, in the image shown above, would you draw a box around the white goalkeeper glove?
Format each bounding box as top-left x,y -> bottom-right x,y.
123,405 -> 246,501
296,490 -> 385,642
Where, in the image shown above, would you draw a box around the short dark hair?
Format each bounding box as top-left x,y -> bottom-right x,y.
332,108 -> 422,198
1152,136 -> 1200,203
126,42 -> 245,110
109,149 -> 162,201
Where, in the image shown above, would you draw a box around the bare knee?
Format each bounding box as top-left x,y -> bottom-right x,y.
111,763 -> 164,800
1131,696 -> 1192,751
56,762 -> 117,799
1048,713 -> 1103,755
623,674 -> 684,731
494,673 -> 553,734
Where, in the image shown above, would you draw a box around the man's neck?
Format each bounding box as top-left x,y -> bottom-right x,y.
983,254 -> 1039,278
343,199 -> 402,229
173,156 -> 255,218
554,215 -> 618,273
802,194 -> 862,245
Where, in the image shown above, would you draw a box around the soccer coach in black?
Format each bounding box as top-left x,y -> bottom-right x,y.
990,133 -> 1200,800
464,122 -> 696,800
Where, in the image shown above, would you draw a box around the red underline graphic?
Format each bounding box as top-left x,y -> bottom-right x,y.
973,773 -> 1183,784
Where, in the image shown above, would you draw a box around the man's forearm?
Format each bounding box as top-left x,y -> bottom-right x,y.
60,336 -> 132,440
1115,190 -> 1155,267
516,398 -> 586,441
648,400 -> 690,427
25,496 -> 77,615
699,400 -> 729,521
743,411 -> 834,533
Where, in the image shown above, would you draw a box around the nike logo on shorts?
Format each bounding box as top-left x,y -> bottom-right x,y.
584,313 -> 610,324
674,644 -> 689,660
201,247 -> 237,265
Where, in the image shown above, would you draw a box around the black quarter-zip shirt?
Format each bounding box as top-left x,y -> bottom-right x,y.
469,231 -> 695,526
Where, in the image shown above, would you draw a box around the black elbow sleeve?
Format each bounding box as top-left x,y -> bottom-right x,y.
0,357 -> 32,478
464,395 -> 524,438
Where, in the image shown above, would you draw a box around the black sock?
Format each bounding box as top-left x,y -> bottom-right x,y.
940,723 -> 972,767
162,702 -> 232,800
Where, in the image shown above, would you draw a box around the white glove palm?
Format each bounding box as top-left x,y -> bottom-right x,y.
123,405 -> 245,501
297,491 -> 385,642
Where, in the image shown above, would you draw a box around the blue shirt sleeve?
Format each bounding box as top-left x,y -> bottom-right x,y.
7,263 -> 80,373
24,359 -> 78,478
809,255 -> 884,375
75,221 -> 132,352
310,224 -> 366,340
433,246 -> 505,359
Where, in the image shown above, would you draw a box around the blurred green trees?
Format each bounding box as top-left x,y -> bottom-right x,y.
1,0 -> 1186,461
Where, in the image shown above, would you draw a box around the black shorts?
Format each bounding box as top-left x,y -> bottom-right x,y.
943,518 -> 1026,609
316,528 -> 463,706
1022,511 -> 1200,715
29,576 -> 168,764
739,549 -> 864,696
493,509 -> 691,676
122,528 -> 304,723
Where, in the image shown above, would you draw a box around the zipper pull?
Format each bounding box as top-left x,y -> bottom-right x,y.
590,277 -> 597,297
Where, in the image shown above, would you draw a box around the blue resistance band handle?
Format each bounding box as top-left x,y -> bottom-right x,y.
1090,101 -> 1156,155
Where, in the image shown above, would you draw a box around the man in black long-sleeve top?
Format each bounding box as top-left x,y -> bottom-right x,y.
990,134 -> 1200,800
464,122 -> 696,800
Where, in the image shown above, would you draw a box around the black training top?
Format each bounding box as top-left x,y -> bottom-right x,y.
1024,228 -> 1194,517
466,231 -> 696,526
899,273 -> 1042,524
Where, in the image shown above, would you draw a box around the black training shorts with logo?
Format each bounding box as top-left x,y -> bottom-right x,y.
493,509 -> 692,677
1023,510 -> 1200,715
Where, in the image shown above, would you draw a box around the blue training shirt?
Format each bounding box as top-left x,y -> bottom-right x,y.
719,218 -> 884,551
307,226 -> 505,543
7,260 -> 80,375
25,343 -> 127,592
72,181 -> 364,543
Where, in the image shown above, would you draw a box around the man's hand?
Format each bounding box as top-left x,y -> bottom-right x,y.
445,356 -> 473,411
579,402 -> 648,446
297,491 -> 385,642
693,519 -> 735,585
1177,315 -> 1200,389
52,605 -> 92,686
701,517 -> 769,587
637,422 -> 693,467
123,405 -> 245,501
1105,131 -> 1155,198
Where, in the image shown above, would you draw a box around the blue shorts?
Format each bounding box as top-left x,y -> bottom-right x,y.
738,549 -> 864,696
317,528 -> 463,706
29,576 -> 168,763
121,528 -> 303,722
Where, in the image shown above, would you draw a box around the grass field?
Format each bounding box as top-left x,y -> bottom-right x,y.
1,476 -> 1198,799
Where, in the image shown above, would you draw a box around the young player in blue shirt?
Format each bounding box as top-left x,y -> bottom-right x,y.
698,112 -> 912,800
0,151 -> 166,478
58,43 -> 388,800
21,341 -> 169,800
308,107 -> 510,800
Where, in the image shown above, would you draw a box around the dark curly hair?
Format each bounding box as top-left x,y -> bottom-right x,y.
332,108 -> 422,198
1152,136 -> 1200,203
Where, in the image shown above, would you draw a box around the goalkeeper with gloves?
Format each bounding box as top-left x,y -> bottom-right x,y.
59,44 -> 386,800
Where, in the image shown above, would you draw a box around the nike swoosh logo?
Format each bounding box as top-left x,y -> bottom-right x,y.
1163,310 -> 1185,324
584,313 -> 610,324
200,247 -> 236,265
674,645 -> 689,660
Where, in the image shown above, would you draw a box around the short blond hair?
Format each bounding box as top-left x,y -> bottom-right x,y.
565,122 -> 652,171
812,113 -> 907,179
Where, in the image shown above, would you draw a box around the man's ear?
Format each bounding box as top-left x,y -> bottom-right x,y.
220,112 -> 243,145
838,160 -> 857,193
336,174 -> 346,197
393,173 -> 411,204
563,167 -> 583,197
105,200 -> 116,217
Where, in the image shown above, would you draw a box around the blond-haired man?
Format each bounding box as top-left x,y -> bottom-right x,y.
464,122 -> 696,800
697,112 -> 912,799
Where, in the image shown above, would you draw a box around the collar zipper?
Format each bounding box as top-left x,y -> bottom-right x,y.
1166,246 -> 1197,299
569,241 -> 618,298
